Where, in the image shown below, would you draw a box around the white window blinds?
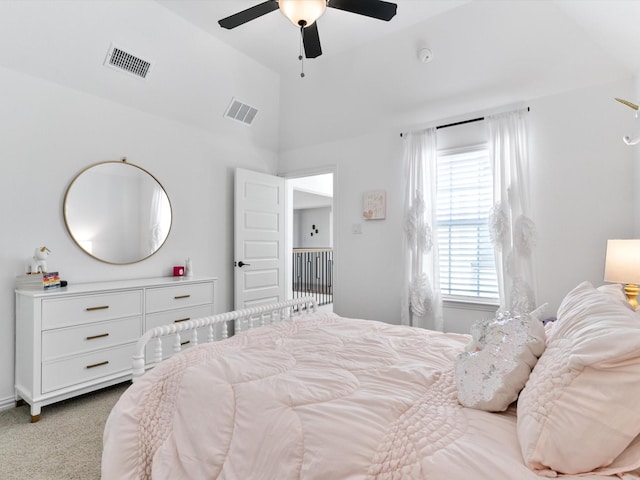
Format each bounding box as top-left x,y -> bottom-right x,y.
436,147 -> 498,300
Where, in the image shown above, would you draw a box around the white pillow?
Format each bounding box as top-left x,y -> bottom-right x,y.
455,307 -> 546,412
517,281 -> 640,476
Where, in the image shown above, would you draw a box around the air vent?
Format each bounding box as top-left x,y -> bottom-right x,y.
104,44 -> 151,79
224,98 -> 258,126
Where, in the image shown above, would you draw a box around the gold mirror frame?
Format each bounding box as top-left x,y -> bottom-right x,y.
63,159 -> 172,264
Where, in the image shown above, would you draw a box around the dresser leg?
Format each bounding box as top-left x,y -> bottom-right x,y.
15,399 -> 25,407
30,404 -> 42,423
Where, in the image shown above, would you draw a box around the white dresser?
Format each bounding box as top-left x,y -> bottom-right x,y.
15,276 -> 216,422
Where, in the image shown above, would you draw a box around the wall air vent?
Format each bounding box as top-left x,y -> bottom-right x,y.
104,44 -> 151,79
224,98 -> 258,126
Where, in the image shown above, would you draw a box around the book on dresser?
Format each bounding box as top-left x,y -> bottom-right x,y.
15,272 -> 61,290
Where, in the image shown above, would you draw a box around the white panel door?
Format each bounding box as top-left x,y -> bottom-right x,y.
234,168 -> 286,309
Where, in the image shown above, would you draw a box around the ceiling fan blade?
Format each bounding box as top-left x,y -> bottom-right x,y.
328,0 -> 397,21
303,22 -> 322,58
218,1 -> 279,29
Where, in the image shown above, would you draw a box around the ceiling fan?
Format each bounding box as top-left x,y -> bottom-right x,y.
218,0 -> 398,60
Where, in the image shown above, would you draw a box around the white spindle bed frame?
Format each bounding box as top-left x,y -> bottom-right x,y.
132,297 -> 318,380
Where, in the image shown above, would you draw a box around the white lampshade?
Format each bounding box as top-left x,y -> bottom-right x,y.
604,239 -> 640,284
279,0 -> 327,27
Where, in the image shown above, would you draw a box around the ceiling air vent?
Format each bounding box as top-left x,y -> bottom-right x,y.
104,44 -> 151,79
224,98 -> 258,126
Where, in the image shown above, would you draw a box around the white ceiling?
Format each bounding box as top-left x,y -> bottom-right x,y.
154,0 -> 640,150
157,0 -> 640,78
294,190 -> 333,209
291,173 -> 334,208
156,0 -> 472,75
1,1 -> 637,154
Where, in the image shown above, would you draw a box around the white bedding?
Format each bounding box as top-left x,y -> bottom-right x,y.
101,313 -> 628,479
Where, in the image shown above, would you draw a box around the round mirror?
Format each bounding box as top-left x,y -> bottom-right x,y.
64,160 -> 172,264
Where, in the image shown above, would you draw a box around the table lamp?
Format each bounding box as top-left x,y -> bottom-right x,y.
604,239 -> 640,308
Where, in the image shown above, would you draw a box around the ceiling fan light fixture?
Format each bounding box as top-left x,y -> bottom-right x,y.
279,0 -> 327,27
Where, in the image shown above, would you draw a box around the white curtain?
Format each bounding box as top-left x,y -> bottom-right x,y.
401,128 -> 443,330
148,185 -> 169,254
487,110 -> 537,315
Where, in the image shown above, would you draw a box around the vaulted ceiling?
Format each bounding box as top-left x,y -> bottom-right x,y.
158,0 -> 639,150
158,1 -> 640,78
156,0 -> 472,75
0,1 -> 636,153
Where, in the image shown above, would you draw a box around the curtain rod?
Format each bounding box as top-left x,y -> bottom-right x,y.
400,107 -> 530,137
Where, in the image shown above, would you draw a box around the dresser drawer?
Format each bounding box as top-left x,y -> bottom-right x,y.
16,276 -> 216,421
145,282 -> 214,313
144,304 -> 214,362
145,304 -> 213,329
42,316 -> 141,362
41,342 -> 135,393
42,290 -> 142,330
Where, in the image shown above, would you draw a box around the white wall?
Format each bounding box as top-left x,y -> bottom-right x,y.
0,70 -> 278,408
528,82 -> 635,313
294,208 -> 332,248
277,1 -> 629,153
279,78 -> 636,330
634,76 -> 640,236
0,0 -> 282,408
280,129 -> 406,323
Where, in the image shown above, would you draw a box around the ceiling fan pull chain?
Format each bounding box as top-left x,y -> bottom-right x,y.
299,25 -> 306,78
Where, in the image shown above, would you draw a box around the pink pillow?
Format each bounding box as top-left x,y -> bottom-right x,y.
517,281 -> 640,475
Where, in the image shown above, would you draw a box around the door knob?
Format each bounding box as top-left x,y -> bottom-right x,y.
237,261 -> 251,267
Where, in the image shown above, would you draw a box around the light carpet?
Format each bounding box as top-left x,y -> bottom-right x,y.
0,382 -> 129,480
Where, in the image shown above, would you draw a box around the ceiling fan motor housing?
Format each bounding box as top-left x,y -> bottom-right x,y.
279,0 -> 327,27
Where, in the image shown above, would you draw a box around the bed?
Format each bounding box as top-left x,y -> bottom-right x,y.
102,284 -> 640,479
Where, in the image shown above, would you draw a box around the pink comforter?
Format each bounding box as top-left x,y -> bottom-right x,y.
102,313 -> 621,479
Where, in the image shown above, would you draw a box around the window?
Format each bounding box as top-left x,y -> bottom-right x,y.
436,146 -> 498,301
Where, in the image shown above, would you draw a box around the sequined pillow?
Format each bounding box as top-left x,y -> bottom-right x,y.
455,308 -> 546,412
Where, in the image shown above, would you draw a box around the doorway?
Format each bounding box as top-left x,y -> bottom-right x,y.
286,172 -> 334,313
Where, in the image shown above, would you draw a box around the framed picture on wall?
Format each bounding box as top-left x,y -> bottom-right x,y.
363,190 -> 386,220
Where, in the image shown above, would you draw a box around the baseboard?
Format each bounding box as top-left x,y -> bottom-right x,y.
0,394 -> 16,412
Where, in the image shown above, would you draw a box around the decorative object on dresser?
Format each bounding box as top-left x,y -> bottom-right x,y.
172,265 -> 185,277
15,271 -> 60,290
28,246 -> 51,273
14,276 -> 216,422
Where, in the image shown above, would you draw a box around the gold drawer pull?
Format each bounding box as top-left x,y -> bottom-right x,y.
174,294 -> 191,300
181,340 -> 190,346
86,333 -> 109,340
174,317 -> 191,323
86,360 -> 109,369
86,305 -> 109,311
